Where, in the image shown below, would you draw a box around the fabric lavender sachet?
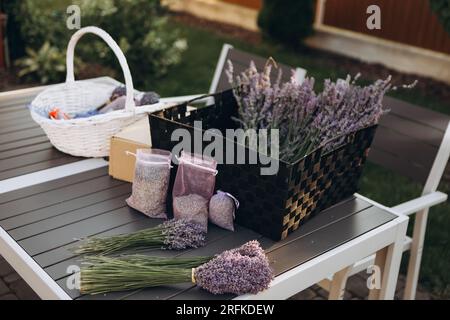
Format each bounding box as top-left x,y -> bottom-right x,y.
209,191 -> 239,231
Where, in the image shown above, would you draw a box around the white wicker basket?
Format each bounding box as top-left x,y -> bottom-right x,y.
30,26 -> 166,158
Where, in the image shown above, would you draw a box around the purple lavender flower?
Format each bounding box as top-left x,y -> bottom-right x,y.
194,240 -> 273,295
75,219 -> 206,255
162,219 -> 206,250
227,59 -> 319,161
137,91 -> 160,106
110,86 -> 127,101
227,60 -> 403,159
312,75 -> 392,151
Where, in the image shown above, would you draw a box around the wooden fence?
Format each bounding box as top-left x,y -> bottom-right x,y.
221,0 -> 450,54
221,0 -> 261,9
321,0 -> 450,54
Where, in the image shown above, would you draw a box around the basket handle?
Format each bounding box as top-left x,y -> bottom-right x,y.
65,26 -> 135,112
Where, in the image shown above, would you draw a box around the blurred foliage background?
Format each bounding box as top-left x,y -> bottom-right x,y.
4,0 -> 187,88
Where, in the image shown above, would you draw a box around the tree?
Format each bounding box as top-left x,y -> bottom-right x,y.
257,0 -> 315,47
430,0 -> 450,34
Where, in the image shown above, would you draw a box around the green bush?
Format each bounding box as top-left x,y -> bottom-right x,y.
257,0 -> 314,46
13,0 -> 187,87
430,0 -> 450,34
15,42 -> 67,84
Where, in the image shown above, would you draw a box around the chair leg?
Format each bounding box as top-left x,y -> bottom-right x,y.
369,217 -> 408,300
328,266 -> 352,300
404,208 -> 429,300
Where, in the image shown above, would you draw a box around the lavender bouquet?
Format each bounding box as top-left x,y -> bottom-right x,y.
80,240 -> 273,295
75,219 -> 206,255
226,59 -> 415,162
312,75 -> 390,152
226,59 -> 319,161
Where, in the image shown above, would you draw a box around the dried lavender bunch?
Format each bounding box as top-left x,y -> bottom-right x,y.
194,240 -> 273,295
137,91 -> 160,106
226,59 -> 319,162
226,59 -> 280,131
79,240 -> 273,296
110,86 -> 126,101
312,75 -> 391,151
162,218 -> 207,250
83,255 -> 213,269
227,60 -> 415,160
81,264 -> 192,295
275,76 -> 320,160
74,219 -> 206,255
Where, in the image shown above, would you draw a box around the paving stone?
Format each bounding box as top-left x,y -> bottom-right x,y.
312,285 -> 329,299
0,293 -> 18,300
395,285 -> 405,299
395,275 -> 406,294
414,290 -> 432,300
290,288 -> 317,300
3,272 -> 21,284
9,279 -> 39,300
395,284 -> 405,295
0,278 -> 10,296
346,275 -> 369,297
343,291 -> 353,300
0,259 -> 14,277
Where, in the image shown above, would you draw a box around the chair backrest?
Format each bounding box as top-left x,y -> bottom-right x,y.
209,44 -> 450,194
209,44 -> 306,94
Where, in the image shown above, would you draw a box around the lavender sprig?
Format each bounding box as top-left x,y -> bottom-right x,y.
74,219 -> 206,255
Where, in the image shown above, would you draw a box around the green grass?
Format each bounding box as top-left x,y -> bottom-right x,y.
154,19 -> 450,298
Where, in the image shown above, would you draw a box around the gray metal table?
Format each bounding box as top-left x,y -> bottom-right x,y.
0,88 -> 79,181
0,82 -> 408,300
0,78 -> 118,195
0,166 -> 407,300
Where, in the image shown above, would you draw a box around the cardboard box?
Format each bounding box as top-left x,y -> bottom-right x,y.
109,117 -> 151,182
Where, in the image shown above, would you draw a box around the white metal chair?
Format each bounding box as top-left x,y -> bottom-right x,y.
197,43 -> 450,300
209,43 -> 306,93
321,115 -> 450,300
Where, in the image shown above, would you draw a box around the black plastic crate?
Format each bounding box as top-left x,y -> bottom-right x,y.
149,89 -> 377,240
